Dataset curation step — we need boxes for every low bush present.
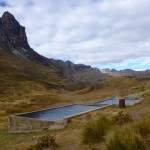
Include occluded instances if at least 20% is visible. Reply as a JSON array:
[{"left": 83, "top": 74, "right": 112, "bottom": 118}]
[
  {"left": 27, "top": 135, "right": 57, "bottom": 150},
  {"left": 82, "top": 116, "right": 112, "bottom": 144},
  {"left": 112, "top": 111, "right": 133, "bottom": 125},
  {"left": 105, "top": 124, "right": 145, "bottom": 150}
]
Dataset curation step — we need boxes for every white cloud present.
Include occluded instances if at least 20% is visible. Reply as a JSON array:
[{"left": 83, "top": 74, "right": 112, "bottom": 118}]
[{"left": 0, "top": 0, "right": 150, "bottom": 70}]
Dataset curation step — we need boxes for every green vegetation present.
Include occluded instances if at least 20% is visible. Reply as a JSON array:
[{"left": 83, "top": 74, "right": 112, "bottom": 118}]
[
  {"left": 82, "top": 112, "right": 133, "bottom": 145},
  {"left": 81, "top": 111, "right": 150, "bottom": 149},
  {"left": 82, "top": 116, "right": 112, "bottom": 144},
  {"left": 105, "top": 124, "right": 145, "bottom": 150}
]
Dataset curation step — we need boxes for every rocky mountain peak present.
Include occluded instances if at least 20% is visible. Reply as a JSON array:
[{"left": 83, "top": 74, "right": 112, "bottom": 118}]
[
  {"left": 0, "top": 11, "right": 30, "bottom": 50},
  {"left": 0, "top": 11, "right": 107, "bottom": 82},
  {"left": 2, "top": 11, "right": 16, "bottom": 23}
]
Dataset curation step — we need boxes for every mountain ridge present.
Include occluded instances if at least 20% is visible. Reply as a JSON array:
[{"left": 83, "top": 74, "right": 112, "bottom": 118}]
[
  {"left": 100, "top": 68, "right": 150, "bottom": 76},
  {"left": 0, "top": 11, "right": 107, "bottom": 82},
  {"left": 0, "top": 11, "right": 149, "bottom": 84}
]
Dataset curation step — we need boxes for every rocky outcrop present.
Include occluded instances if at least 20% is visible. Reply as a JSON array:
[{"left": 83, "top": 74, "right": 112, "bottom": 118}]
[
  {"left": 0, "top": 12, "right": 63, "bottom": 72},
  {"left": 0, "top": 11, "right": 30, "bottom": 50}
]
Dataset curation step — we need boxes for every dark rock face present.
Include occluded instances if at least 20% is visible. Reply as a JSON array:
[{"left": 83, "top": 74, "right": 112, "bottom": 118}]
[
  {"left": 0, "top": 12, "right": 30, "bottom": 50},
  {"left": 0, "top": 12, "right": 58, "bottom": 71}
]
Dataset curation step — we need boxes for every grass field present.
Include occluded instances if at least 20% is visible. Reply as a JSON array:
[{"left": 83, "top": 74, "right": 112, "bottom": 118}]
[{"left": 0, "top": 76, "right": 150, "bottom": 149}]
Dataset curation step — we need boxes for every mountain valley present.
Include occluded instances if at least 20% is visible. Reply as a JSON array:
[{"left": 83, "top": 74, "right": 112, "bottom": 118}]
[{"left": 0, "top": 11, "right": 149, "bottom": 150}]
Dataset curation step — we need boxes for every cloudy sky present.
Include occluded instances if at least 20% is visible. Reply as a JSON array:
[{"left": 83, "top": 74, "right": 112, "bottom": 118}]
[{"left": 0, "top": 0, "right": 150, "bottom": 70}]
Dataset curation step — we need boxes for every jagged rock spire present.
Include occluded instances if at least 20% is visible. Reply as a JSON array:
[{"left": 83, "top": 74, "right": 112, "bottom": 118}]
[{"left": 0, "top": 11, "right": 30, "bottom": 49}]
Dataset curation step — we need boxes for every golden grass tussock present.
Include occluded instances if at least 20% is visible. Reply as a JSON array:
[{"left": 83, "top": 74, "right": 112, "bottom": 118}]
[
  {"left": 81, "top": 111, "right": 150, "bottom": 150},
  {"left": 104, "top": 124, "right": 145, "bottom": 150},
  {"left": 82, "top": 116, "right": 112, "bottom": 144},
  {"left": 136, "top": 117, "right": 150, "bottom": 137}
]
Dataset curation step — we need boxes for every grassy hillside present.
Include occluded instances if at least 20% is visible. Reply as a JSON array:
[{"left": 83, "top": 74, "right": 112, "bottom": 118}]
[
  {"left": 0, "top": 51, "right": 150, "bottom": 150},
  {"left": 75, "top": 77, "right": 143, "bottom": 99},
  {"left": 0, "top": 52, "right": 76, "bottom": 115}
]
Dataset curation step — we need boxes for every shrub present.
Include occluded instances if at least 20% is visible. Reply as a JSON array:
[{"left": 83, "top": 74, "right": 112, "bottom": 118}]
[
  {"left": 112, "top": 111, "right": 133, "bottom": 125},
  {"left": 82, "top": 116, "right": 112, "bottom": 144},
  {"left": 27, "top": 135, "right": 57, "bottom": 150},
  {"left": 105, "top": 124, "right": 145, "bottom": 150},
  {"left": 37, "top": 135, "right": 57, "bottom": 149}
]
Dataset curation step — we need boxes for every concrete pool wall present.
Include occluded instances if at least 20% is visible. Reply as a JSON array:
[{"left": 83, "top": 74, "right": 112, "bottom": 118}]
[
  {"left": 8, "top": 115, "right": 68, "bottom": 132},
  {"left": 8, "top": 104, "right": 111, "bottom": 132}
]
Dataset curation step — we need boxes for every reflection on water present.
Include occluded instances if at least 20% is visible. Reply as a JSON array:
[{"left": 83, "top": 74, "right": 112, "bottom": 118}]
[
  {"left": 18, "top": 104, "right": 101, "bottom": 121},
  {"left": 96, "top": 99, "right": 136, "bottom": 105}
]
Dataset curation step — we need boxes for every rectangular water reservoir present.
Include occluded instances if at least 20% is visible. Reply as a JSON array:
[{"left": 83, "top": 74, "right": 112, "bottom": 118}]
[
  {"left": 9, "top": 98, "right": 140, "bottom": 132},
  {"left": 9, "top": 104, "right": 110, "bottom": 132}
]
